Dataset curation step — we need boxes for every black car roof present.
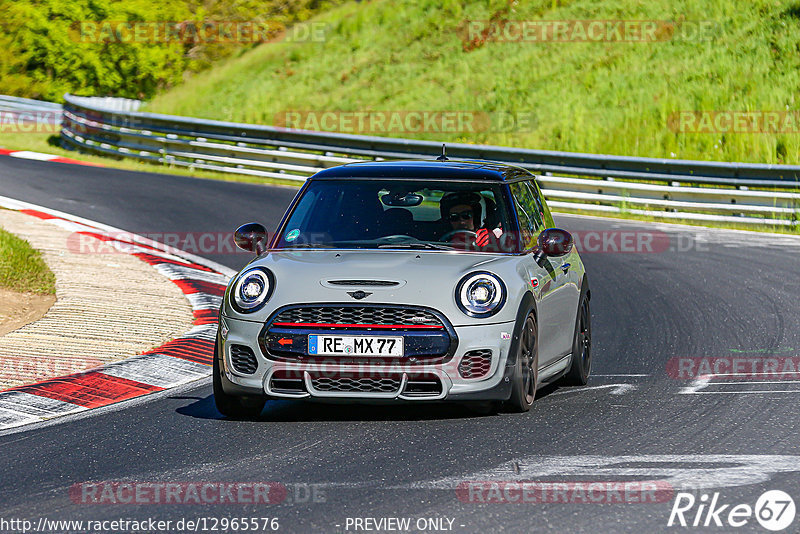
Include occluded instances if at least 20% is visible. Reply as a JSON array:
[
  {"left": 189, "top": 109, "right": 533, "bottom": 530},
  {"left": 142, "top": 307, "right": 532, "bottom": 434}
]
[{"left": 309, "top": 159, "right": 534, "bottom": 182}]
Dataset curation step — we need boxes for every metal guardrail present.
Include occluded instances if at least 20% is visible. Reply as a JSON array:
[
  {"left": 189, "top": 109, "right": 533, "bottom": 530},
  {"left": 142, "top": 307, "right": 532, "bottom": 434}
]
[
  {"left": 65, "top": 95, "right": 142, "bottom": 113},
  {"left": 11, "top": 93, "right": 797, "bottom": 227},
  {"left": 0, "top": 95, "right": 62, "bottom": 111},
  {"left": 0, "top": 95, "right": 63, "bottom": 124},
  {"left": 0, "top": 95, "right": 141, "bottom": 115}
]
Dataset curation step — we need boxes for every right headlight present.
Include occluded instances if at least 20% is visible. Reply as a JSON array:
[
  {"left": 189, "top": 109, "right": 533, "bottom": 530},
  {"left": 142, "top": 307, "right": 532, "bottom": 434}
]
[
  {"left": 456, "top": 271, "right": 506, "bottom": 318},
  {"left": 230, "top": 267, "right": 274, "bottom": 313}
]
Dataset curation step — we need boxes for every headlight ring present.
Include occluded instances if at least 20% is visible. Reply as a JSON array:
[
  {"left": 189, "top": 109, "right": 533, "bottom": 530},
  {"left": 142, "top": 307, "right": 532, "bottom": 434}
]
[
  {"left": 231, "top": 268, "right": 274, "bottom": 313},
  {"left": 456, "top": 271, "right": 506, "bottom": 318}
]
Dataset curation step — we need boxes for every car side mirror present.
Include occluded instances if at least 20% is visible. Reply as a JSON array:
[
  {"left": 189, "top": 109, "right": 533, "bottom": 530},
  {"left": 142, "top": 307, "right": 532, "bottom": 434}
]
[
  {"left": 234, "top": 222, "right": 269, "bottom": 255},
  {"left": 533, "top": 228, "right": 573, "bottom": 264}
]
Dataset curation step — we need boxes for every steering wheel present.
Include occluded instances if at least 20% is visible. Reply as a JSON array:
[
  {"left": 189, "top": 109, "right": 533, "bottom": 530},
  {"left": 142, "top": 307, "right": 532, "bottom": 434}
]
[{"left": 441, "top": 229, "right": 478, "bottom": 242}]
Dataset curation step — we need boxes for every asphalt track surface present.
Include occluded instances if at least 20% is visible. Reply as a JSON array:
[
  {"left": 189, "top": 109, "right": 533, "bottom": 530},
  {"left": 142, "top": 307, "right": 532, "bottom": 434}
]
[{"left": 1, "top": 155, "right": 800, "bottom": 533}]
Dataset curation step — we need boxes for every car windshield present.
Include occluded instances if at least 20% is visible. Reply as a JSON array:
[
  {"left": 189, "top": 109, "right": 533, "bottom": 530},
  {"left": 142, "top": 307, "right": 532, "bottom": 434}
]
[{"left": 274, "top": 179, "right": 520, "bottom": 253}]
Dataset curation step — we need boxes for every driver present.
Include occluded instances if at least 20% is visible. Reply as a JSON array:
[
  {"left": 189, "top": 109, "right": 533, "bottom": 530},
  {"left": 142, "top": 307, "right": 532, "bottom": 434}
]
[{"left": 439, "top": 192, "right": 497, "bottom": 248}]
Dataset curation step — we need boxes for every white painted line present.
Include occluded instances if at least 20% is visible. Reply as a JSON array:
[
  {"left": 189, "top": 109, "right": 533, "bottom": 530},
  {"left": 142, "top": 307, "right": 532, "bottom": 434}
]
[
  {"left": 678, "top": 375, "right": 711, "bottom": 394},
  {"left": 8, "top": 151, "right": 58, "bottom": 161},
  {"left": 405, "top": 454, "right": 800, "bottom": 492},
  {"left": 684, "top": 390, "right": 800, "bottom": 395},
  {"left": 552, "top": 384, "right": 637, "bottom": 396},
  {"left": 704, "top": 372, "right": 799, "bottom": 377},
  {"left": 593, "top": 374, "right": 650, "bottom": 377},
  {"left": 708, "top": 380, "right": 800, "bottom": 385},
  {"left": 679, "top": 372, "right": 800, "bottom": 395}
]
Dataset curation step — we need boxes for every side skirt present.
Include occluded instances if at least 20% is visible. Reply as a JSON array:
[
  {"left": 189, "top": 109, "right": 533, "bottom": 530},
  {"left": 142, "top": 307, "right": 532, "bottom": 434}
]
[{"left": 537, "top": 352, "right": 572, "bottom": 384}]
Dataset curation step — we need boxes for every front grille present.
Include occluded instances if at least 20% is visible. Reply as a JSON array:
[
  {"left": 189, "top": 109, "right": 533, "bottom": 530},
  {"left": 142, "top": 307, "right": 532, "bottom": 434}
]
[
  {"left": 271, "top": 306, "right": 442, "bottom": 328},
  {"left": 262, "top": 304, "right": 456, "bottom": 363},
  {"left": 309, "top": 372, "right": 402, "bottom": 393},
  {"left": 230, "top": 344, "right": 258, "bottom": 374},
  {"left": 458, "top": 349, "right": 493, "bottom": 379}
]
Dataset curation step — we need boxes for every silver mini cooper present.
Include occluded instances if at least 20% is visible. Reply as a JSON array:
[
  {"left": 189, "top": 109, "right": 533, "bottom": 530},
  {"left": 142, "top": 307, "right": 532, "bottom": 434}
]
[{"left": 214, "top": 159, "right": 591, "bottom": 417}]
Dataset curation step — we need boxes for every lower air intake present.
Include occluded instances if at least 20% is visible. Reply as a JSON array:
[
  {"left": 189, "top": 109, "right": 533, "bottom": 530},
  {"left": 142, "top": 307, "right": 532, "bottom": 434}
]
[
  {"left": 458, "top": 349, "right": 492, "bottom": 379},
  {"left": 403, "top": 373, "right": 443, "bottom": 397},
  {"left": 269, "top": 370, "right": 307, "bottom": 395},
  {"left": 309, "top": 373, "right": 402, "bottom": 394},
  {"left": 230, "top": 344, "right": 258, "bottom": 375}
]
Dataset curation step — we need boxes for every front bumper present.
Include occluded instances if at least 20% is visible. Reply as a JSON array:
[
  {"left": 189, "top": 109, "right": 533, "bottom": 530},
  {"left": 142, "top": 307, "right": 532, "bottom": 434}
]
[{"left": 218, "top": 313, "right": 516, "bottom": 402}]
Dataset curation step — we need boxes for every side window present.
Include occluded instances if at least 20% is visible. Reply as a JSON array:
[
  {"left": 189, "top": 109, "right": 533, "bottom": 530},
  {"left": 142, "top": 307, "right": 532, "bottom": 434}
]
[
  {"left": 528, "top": 179, "right": 554, "bottom": 228},
  {"left": 521, "top": 181, "right": 545, "bottom": 230},
  {"left": 510, "top": 182, "right": 537, "bottom": 249}
]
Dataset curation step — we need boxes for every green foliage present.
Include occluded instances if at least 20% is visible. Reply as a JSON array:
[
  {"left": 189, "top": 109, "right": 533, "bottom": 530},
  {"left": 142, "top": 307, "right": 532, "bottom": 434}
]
[
  {"left": 146, "top": 0, "right": 800, "bottom": 164},
  {"left": 0, "top": 0, "right": 343, "bottom": 100}
]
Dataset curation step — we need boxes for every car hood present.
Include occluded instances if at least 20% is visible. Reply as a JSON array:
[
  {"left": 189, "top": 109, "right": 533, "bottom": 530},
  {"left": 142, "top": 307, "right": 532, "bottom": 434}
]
[{"left": 222, "top": 249, "right": 527, "bottom": 326}]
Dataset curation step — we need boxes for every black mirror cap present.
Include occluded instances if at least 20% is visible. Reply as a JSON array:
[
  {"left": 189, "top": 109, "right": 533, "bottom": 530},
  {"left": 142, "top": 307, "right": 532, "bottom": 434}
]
[
  {"left": 537, "top": 228, "right": 574, "bottom": 258},
  {"left": 234, "top": 222, "right": 269, "bottom": 255}
]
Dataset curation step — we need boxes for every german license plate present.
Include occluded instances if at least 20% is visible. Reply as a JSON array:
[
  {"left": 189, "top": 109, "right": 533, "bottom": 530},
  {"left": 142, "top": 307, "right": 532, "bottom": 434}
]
[{"left": 307, "top": 335, "right": 403, "bottom": 357}]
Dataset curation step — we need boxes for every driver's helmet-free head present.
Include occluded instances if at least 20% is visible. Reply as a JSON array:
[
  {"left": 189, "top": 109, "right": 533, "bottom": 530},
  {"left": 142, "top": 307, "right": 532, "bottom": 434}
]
[{"left": 439, "top": 191, "right": 483, "bottom": 224}]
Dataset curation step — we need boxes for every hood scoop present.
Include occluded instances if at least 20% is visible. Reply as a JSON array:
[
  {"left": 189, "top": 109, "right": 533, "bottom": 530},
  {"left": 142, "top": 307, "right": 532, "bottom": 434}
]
[{"left": 326, "top": 279, "right": 401, "bottom": 287}]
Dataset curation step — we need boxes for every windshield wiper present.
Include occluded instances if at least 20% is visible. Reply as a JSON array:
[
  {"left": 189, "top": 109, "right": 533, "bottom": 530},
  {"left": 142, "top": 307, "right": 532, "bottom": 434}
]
[
  {"left": 284, "top": 243, "right": 334, "bottom": 249},
  {"left": 377, "top": 242, "right": 455, "bottom": 250}
]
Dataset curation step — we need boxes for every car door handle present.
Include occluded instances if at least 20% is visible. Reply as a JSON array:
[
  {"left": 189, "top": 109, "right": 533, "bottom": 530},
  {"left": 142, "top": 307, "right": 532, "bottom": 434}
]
[{"left": 560, "top": 263, "right": 571, "bottom": 274}]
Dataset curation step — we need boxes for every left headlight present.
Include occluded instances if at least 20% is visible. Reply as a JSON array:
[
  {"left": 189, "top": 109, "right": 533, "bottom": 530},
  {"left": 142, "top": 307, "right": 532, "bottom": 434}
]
[
  {"left": 231, "top": 267, "right": 274, "bottom": 313},
  {"left": 456, "top": 271, "right": 506, "bottom": 317}
]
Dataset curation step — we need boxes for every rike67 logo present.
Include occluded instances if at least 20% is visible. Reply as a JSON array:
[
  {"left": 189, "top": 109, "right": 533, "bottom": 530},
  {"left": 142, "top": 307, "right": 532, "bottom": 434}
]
[{"left": 668, "top": 490, "right": 796, "bottom": 531}]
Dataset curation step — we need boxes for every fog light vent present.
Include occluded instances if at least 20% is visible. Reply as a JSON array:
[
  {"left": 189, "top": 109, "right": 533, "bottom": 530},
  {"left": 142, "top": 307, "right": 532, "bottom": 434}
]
[
  {"left": 230, "top": 344, "right": 258, "bottom": 375},
  {"left": 458, "top": 349, "right": 492, "bottom": 379}
]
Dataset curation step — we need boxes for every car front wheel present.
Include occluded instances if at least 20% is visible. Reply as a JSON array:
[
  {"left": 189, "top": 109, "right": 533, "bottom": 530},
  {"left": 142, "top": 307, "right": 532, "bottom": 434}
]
[{"left": 505, "top": 313, "right": 538, "bottom": 412}]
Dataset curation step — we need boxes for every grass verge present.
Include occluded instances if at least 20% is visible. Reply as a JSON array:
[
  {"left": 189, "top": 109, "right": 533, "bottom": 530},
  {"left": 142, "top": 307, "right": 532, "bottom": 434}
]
[{"left": 0, "top": 225, "right": 56, "bottom": 294}]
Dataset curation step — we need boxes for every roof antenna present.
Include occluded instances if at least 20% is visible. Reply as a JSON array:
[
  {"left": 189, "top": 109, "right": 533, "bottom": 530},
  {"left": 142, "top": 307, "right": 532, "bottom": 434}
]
[{"left": 436, "top": 143, "right": 449, "bottom": 161}]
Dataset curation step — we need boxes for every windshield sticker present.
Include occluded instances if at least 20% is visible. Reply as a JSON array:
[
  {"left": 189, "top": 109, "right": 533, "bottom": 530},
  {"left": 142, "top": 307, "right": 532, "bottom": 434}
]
[{"left": 285, "top": 229, "right": 300, "bottom": 242}]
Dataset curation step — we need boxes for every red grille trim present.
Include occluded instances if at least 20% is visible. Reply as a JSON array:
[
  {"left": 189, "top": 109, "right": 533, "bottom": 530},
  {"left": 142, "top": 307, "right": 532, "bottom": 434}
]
[{"left": 271, "top": 322, "right": 443, "bottom": 330}]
